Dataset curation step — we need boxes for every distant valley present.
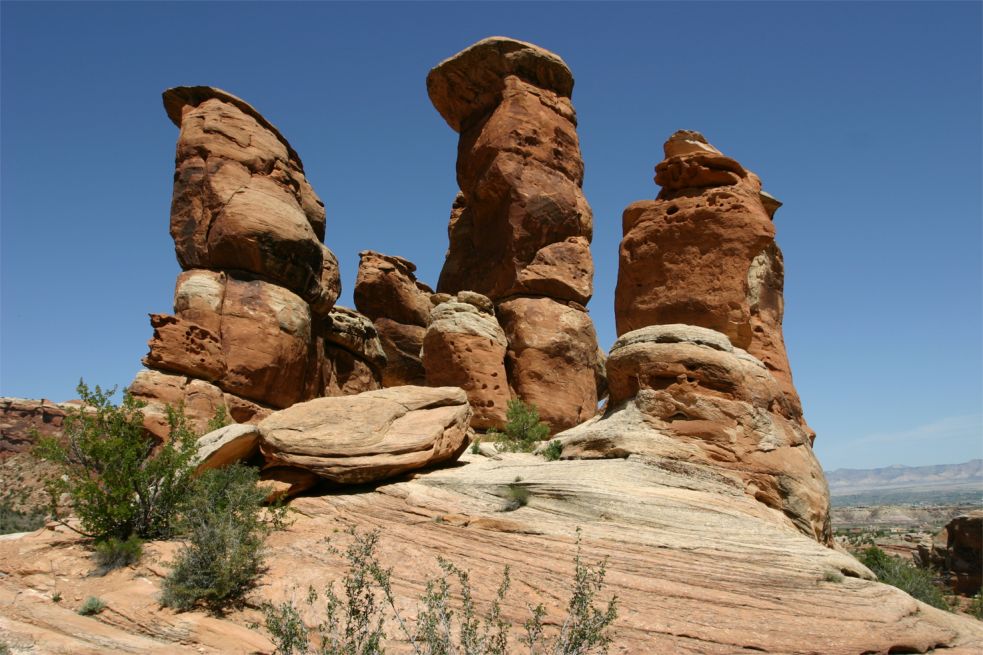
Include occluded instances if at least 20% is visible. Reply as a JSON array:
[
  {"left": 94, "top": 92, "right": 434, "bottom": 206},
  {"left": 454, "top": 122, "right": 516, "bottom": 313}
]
[{"left": 827, "top": 459, "right": 983, "bottom": 507}]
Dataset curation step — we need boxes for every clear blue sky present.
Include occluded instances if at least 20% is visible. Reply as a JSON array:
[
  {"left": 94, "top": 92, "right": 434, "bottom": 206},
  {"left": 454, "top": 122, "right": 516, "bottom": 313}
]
[{"left": 2, "top": 1, "right": 980, "bottom": 471}]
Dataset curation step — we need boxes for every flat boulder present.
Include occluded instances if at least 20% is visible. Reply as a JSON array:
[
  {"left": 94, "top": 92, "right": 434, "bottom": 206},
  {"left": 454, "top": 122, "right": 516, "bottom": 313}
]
[{"left": 258, "top": 386, "right": 472, "bottom": 484}]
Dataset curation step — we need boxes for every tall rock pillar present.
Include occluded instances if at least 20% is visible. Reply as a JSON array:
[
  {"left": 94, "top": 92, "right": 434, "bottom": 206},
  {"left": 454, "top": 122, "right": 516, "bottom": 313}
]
[
  {"left": 132, "top": 86, "right": 384, "bottom": 439},
  {"left": 427, "top": 37, "right": 603, "bottom": 432}
]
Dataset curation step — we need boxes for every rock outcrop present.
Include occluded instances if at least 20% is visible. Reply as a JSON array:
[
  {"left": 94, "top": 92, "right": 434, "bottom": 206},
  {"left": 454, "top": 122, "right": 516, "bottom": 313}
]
[
  {"left": 615, "top": 130, "right": 804, "bottom": 419},
  {"left": 557, "top": 325, "right": 831, "bottom": 543},
  {"left": 258, "top": 386, "right": 472, "bottom": 484},
  {"left": 945, "top": 511, "right": 983, "bottom": 594},
  {"left": 1, "top": 398, "right": 76, "bottom": 458},
  {"left": 428, "top": 38, "right": 602, "bottom": 433},
  {"left": 4, "top": 450, "right": 982, "bottom": 654},
  {"left": 354, "top": 251, "right": 434, "bottom": 387},
  {"left": 600, "top": 131, "right": 830, "bottom": 543},
  {"left": 422, "top": 293, "right": 509, "bottom": 430},
  {"left": 132, "top": 86, "right": 378, "bottom": 439}
]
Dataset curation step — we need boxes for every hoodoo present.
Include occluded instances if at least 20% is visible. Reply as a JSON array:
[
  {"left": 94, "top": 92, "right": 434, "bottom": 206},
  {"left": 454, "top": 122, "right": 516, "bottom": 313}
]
[{"left": 427, "top": 37, "right": 604, "bottom": 432}]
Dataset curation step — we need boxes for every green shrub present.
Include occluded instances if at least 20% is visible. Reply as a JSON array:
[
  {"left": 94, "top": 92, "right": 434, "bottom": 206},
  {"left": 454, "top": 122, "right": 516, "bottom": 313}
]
[
  {"left": 0, "top": 499, "right": 47, "bottom": 535},
  {"left": 206, "top": 405, "right": 231, "bottom": 433},
  {"left": 470, "top": 436, "right": 482, "bottom": 455},
  {"left": 859, "top": 546, "right": 949, "bottom": 610},
  {"left": 543, "top": 439, "right": 563, "bottom": 462},
  {"left": 265, "top": 527, "right": 618, "bottom": 654},
  {"left": 968, "top": 592, "right": 983, "bottom": 620},
  {"left": 821, "top": 570, "right": 844, "bottom": 583},
  {"left": 78, "top": 596, "right": 106, "bottom": 616},
  {"left": 161, "top": 464, "right": 279, "bottom": 612},
  {"left": 490, "top": 399, "right": 550, "bottom": 453},
  {"left": 94, "top": 535, "right": 143, "bottom": 572},
  {"left": 34, "top": 380, "right": 198, "bottom": 542},
  {"left": 502, "top": 484, "right": 530, "bottom": 512}
]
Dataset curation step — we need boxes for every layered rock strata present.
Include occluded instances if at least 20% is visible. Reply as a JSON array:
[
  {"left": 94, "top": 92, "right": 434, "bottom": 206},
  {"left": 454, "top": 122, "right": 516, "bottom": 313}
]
[
  {"left": 354, "top": 251, "right": 434, "bottom": 387},
  {"left": 428, "top": 37, "right": 602, "bottom": 432},
  {"left": 616, "top": 130, "right": 803, "bottom": 418},
  {"left": 422, "top": 293, "right": 510, "bottom": 430},
  {"left": 556, "top": 325, "right": 830, "bottom": 543},
  {"left": 258, "top": 386, "right": 472, "bottom": 484},
  {"left": 133, "top": 86, "right": 369, "bottom": 439}
]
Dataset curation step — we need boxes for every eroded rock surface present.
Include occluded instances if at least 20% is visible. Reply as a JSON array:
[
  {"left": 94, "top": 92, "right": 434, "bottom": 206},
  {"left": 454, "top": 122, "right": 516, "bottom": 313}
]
[
  {"left": 354, "top": 251, "right": 434, "bottom": 387},
  {"left": 616, "top": 130, "right": 802, "bottom": 414},
  {"left": 422, "top": 294, "right": 509, "bottom": 430},
  {"left": 428, "top": 38, "right": 602, "bottom": 431},
  {"left": 557, "top": 325, "right": 831, "bottom": 543},
  {"left": 132, "top": 87, "right": 364, "bottom": 439},
  {"left": 259, "top": 385, "right": 472, "bottom": 484},
  {"left": 2, "top": 451, "right": 981, "bottom": 654}
]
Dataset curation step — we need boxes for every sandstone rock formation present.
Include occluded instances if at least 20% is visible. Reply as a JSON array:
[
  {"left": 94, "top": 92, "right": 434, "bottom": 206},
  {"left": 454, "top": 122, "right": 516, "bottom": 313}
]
[
  {"left": 258, "top": 386, "right": 472, "bottom": 484},
  {"left": 422, "top": 293, "right": 509, "bottom": 429},
  {"left": 557, "top": 325, "right": 830, "bottom": 543},
  {"left": 3, "top": 450, "right": 982, "bottom": 654},
  {"left": 428, "top": 37, "right": 602, "bottom": 432},
  {"left": 602, "top": 131, "right": 829, "bottom": 543},
  {"left": 945, "top": 511, "right": 982, "bottom": 594},
  {"left": 1, "top": 398, "right": 75, "bottom": 458},
  {"left": 615, "top": 130, "right": 804, "bottom": 418},
  {"left": 353, "top": 250, "right": 434, "bottom": 387},
  {"left": 132, "top": 86, "right": 379, "bottom": 439}
]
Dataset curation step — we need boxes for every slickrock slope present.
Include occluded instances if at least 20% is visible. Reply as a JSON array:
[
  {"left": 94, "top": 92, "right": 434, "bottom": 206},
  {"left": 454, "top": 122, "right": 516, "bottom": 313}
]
[
  {"left": 353, "top": 251, "right": 435, "bottom": 387},
  {"left": 615, "top": 130, "right": 804, "bottom": 419},
  {"left": 131, "top": 87, "right": 379, "bottom": 439},
  {"left": 3, "top": 452, "right": 982, "bottom": 654},
  {"left": 428, "top": 37, "right": 602, "bottom": 432}
]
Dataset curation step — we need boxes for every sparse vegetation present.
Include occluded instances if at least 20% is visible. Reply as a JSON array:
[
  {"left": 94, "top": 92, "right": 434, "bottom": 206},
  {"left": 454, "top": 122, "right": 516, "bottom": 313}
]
[
  {"left": 858, "top": 546, "right": 949, "bottom": 610},
  {"left": 0, "top": 638, "right": 10, "bottom": 654},
  {"left": 489, "top": 399, "right": 550, "bottom": 453},
  {"left": 264, "top": 527, "right": 618, "bottom": 655},
  {"left": 161, "top": 464, "right": 282, "bottom": 612},
  {"left": 0, "top": 498, "right": 47, "bottom": 535},
  {"left": 34, "top": 380, "right": 199, "bottom": 543},
  {"left": 969, "top": 592, "right": 983, "bottom": 620},
  {"left": 52, "top": 590, "right": 62, "bottom": 603},
  {"left": 206, "top": 405, "right": 231, "bottom": 433},
  {"left": 93, "top": 535, "right": 143, "bottom": 572},
  {"left": 543, "top": 439, "right": 563, "bottom": 462},
  {"left": 821, "top": 570, "right": 844, "bottom": 583},
  {"left": 78, "top": 596, "right": 107, "bottom": 616},
  {"left": 470, "top": 436, "right": 482, "bottom": 455},
  {"left": 502, "top": 484, "right": 530, "bottom": 512}
]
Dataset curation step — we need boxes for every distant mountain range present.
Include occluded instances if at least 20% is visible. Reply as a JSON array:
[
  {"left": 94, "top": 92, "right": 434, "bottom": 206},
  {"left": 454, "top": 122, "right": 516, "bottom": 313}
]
[{"left": 826, "top": 459, "right": 983, "bottom": 498}]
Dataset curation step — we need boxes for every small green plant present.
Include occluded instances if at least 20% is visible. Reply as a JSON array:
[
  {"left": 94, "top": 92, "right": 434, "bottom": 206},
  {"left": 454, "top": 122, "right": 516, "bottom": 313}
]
[
  {"left": 265, "top": 527, "right": 618, "bottom": 654},
  {"left": 968, "top": 592, "right": 983, "bottom": 620},
  {"left": 206, "top": 405, "right": 231, "bottom": 433},
  {"left": 52, "top": 590, "right": 63, "bottom": 603},
  {"left": 543, "top": 439, "right": 563, "bottom": 462},
  {"left": 94, "top": 535, "right": 143, "bottom": 572},
  {"left": 0, "top": 639, "right": 10, "bottom": 654},
  {"left": 161, "top": 464, "right": 282, "bottom": 612},
  {"left": 489, "top": 399, "right": 550, "bottom": 453},
  {"left": 78, "top": 596, "right": 107, "bottom": 616},
  {"left": 34, "top": 380, "right": 199, "bottom": 543},
  {"left": 859, "top": 546, "right": 949, "bottom": 610},
  {"left": 821, "top": 570, "right": 844, "bottom": 583},
  {"left": 502, "top": 484, "right": 530, "bottom": 512},
  {"left": 470, "top": 436, "right": 482, "bottom": 455}
]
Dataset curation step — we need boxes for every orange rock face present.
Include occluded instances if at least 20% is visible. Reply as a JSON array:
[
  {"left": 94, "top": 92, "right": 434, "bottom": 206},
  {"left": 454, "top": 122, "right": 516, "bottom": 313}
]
[
  {"left": 132, "top": 87, "right": 377, "bottom": 440},
  {"left": 422, "top": 294, "right": 510, "bottom": 430},
  {"left": 354, "top": 251, "right": 434, "bottom": 386},
  {"left": 428, "top": 38, "right": 602, "bottom": 431},
  {"left": 615, "top": 130, "right": 800, "bottom": 411}
]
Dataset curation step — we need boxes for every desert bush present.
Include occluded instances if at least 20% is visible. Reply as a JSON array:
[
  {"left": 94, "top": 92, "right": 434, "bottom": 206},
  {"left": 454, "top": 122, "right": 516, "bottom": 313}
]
[
  {"left": 264, "top": 527, "right": 618, "bottom": 654},
  {"left": 206, "top": 405, "right": 231, "bottom": 433},
  {"left": 78, "top": 596, "right": 106, "bottom": 616},
  {"left": 859, "top": 546, "right": 949, "bottom": 610},
  {"left": 0, "top": 499, "right": 47, "bottom": 535},
  {"left": 34, "top": 380, "right": 198, "bottom": 543},
  {"left": 502, "top": 484, "right": 530, "bottom": 512},
  {"left": 93, "top": 534, "right": 143, "bottom": 572},
  {"left": 543, "top": 440, "right": 563, "bottom": 462},
  {"left": 161, "top": 463, "right": 281, "bottom": 612},
  {"left": 968, "top": 592, "right": 983, "bottom": 620},
  {"left": 470, "top": 436, "right": 482, "bottom": 455},
  {"left": 489, "top": 399, "right": 550, "bottom": 453}
]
